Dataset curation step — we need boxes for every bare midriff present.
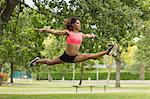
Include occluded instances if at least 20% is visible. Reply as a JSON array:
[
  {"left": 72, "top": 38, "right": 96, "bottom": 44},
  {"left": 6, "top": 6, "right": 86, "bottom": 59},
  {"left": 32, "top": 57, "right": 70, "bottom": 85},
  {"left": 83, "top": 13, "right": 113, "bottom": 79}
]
[{"left": 65, "top": 44, "right": 80, "bottom": 56}]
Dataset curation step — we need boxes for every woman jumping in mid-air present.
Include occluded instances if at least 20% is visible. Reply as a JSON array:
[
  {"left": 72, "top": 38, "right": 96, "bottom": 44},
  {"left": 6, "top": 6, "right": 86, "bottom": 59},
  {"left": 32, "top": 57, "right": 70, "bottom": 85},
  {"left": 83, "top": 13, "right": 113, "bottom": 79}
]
[{"left": 30, "top": 17, "right": 116, "bottom": 66}]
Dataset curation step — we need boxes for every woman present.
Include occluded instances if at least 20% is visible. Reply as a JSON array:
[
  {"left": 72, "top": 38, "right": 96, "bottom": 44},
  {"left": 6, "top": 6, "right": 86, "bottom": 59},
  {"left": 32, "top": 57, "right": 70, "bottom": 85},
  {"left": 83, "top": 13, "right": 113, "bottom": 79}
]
[{"left": 30, "top": 17, "right": 115, "bottom": 66}]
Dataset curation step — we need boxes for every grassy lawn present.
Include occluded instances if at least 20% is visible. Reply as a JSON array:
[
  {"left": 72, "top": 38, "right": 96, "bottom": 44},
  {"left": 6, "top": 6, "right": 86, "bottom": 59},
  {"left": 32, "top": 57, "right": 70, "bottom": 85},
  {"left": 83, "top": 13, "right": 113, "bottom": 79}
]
[
  {"left": 1, "top": 79, "right": 150, "bottom": 94},
  {"left": 0, "top": 93, "right": 150, "bottom": 99},
  {"left": 0, "top": 79, "right": 150, "bottom": 99}
]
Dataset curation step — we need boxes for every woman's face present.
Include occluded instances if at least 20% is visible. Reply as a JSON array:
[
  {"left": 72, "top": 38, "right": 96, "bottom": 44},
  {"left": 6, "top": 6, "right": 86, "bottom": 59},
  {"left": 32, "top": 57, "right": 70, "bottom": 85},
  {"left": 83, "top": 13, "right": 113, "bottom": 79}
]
[{"left": 73, "top": 20, "right": 81, "bottom": 31}]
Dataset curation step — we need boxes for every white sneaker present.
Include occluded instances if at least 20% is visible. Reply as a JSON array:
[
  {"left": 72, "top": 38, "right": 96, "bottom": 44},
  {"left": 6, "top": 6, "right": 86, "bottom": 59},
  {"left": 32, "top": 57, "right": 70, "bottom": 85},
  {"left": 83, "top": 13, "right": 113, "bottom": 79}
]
[
  {"left": 106, "top": 45, "right": 114, "bottom": 55},
  {"left": 109, "top": 44, "right": 118, "bottom": 56},
  {"left": 30, "top": 57, "right": 40, "bottom": 67}
]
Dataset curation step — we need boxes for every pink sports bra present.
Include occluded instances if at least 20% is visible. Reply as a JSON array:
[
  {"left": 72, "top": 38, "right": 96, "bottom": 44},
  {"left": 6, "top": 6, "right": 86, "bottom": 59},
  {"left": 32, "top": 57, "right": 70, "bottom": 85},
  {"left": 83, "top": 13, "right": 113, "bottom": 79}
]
[{"left": 66, "top": 31, "right": 83, "bottom": 45}]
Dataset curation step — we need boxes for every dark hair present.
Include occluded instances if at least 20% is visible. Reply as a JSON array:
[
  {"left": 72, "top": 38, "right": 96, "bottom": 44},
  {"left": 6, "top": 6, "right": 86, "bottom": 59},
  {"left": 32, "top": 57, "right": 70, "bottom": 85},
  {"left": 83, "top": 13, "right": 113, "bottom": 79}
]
[{"left": 64, "top": 17, "right": 78, "bottom": 31}]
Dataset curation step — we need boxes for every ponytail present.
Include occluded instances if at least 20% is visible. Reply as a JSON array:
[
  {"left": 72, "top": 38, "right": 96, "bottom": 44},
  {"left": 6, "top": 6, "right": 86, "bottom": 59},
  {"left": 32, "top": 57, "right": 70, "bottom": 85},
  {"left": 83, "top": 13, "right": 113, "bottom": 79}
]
[{"left": 64, "top": 17, "right": 78, "bottom": 31}]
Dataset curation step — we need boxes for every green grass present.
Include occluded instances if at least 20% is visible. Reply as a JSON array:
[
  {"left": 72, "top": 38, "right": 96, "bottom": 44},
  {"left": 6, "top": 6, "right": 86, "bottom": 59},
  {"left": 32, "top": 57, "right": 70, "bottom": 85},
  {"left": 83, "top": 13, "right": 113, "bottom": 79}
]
[
  {"left": 1, "top": 79, "right": 150, "bottom": 99},
  {"left": 0, "top": 93, "right": 150, "bottom": 99}
]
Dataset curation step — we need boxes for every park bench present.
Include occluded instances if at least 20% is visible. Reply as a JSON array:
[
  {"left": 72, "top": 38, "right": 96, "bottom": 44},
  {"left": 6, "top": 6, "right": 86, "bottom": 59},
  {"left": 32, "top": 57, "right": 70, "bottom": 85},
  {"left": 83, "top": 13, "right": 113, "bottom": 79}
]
[{"left": 72, "top": 84, "right": 108, "bottom": 94}]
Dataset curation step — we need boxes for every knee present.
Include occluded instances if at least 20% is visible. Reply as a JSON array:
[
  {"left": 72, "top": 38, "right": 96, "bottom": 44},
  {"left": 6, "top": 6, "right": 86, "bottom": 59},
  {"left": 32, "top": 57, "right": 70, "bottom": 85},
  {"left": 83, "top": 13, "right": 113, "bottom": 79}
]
[{"left": 46, "top": 61, "right": 53, "bottom": 65}]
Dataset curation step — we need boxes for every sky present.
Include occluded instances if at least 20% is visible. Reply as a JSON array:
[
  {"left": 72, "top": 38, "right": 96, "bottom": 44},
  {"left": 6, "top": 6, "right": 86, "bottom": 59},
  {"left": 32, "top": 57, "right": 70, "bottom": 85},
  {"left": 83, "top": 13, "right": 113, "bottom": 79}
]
[
  {"left": 25, "top": 0, "right": 35, "bottom": 7},
  {"left": 25, "top": 0, "right": 70, "bottom": 8}
]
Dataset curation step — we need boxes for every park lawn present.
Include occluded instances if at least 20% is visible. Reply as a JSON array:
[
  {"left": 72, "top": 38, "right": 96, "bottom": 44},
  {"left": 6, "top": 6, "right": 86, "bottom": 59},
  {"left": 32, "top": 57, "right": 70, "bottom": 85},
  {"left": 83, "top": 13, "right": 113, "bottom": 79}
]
[{"left": 0, "top": 93, "right": 150, "bottom": 99}]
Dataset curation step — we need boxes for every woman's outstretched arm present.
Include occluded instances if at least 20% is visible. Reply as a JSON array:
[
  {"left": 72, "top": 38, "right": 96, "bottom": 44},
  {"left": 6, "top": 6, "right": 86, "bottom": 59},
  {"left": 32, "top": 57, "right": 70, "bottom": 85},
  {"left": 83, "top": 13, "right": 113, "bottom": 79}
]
[{"left": 34, "top": 28, "right": 69, "bottom": 36}]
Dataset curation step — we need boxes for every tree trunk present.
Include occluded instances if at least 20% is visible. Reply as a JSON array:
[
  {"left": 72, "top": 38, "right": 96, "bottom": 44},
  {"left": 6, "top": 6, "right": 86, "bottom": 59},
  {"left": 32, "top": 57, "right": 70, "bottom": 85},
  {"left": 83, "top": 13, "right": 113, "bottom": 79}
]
[
  {"left": 0, "top": 0, "right": 18, "bottom": 33},
  {"left": 61, "top": 64, "right": 65, "bottom": 81},
  {"left": 139, "top": 65, "right": 145, "bottom": 80},
  {"left": 0, "top": 64, "right": 2, "bottom": 85},
  {"left": 36, "top": 71, "right": 40, "bottom": 80},
  {"left": 35, "top": 68, "right": 40, "bottom": 80},
  {"left": 1, "top": 0, "right": 18, "bottom": 22},
  {"left": 79, "top": 63, "right": 83, "bottom": 85},
  {"left": 0, "top": 17, "right": 2, "bottom": 33},
  {"left": 0, "top": 64, "right": 2, "bottom": 73},
  {"left": 10, "top": 63, "right": 14, "bottom": 83},
  {"left": 114, "top": 46, "right": 121, "bottom": 88},
  {"left": 106, "top": 65, "right": 111, "bottom": 84},
  {"left": 72, "top": 64, "right": 76, "bottom": 81},
  {"left": 48, "top": 72, "right": 52, "bottom": 82}
]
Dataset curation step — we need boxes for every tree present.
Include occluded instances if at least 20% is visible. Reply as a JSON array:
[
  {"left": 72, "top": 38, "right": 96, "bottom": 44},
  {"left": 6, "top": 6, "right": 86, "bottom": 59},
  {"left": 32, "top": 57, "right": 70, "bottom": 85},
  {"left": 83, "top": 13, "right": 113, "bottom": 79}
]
[
  {"left": 121, "top": 45, "right": 138, "bottom": 68},
  {"left": 0, "top": 7, "right": 48, "bottom": 82},
  {"left": 41, "top": 0, "right": 145, "bottom": 87},
  {"left": 103, "top": 55, "right": 115, "bottom": 84},
  {"left": 1, "top": 0, "right": 148, "bottom": 86},
  {"left": 133, "top": 21, "right": 150, "bottom": 80},
  {"left": 62, "top": 0, "right": 143, "bottom": 87},
  {"left": 0, "top": 0, "right": 50, "bottom": 33},
  {"left": 41, "top": 34, "right": 66, "bottom": 81},
  {"left": 129, "top": 0, "right": 150, "bottom": 80}
]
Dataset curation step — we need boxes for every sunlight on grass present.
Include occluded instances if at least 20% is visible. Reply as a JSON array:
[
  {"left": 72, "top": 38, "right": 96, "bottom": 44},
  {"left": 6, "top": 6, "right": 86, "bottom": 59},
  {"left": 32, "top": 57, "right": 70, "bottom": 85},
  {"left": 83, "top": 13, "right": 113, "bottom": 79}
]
[
  {"left": 0, "top": 79, "right": 150, "bottom": 94},
  {"left": 0, "top": 93, "right": 150, "bottom": 99}
]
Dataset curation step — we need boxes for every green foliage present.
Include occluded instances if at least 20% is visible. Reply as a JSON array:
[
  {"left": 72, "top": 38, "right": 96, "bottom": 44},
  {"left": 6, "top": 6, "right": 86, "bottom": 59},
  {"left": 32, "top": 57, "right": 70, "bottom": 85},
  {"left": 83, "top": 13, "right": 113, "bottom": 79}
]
[
  {"left": 121, "top": 0, "right": 150, "bottom": 73},
  {"left": 0, "top": 8, "right": 48, "bottom": 71},
  {"left": 45, "top": 0, "right": 144, "bottom": 54},
  {"left": 121, "top": 46, "right": 138, "bottom": 66},
  {"left": 0, "top": 0, "right": 5, "bottom": 7},
  {"left": 1, "top": 0, "right": 149, "bottom": 76},
  {"left": 133, "top": 25, "right": 150, "bottom": 70},
  {"left": 41, "top": 34, "right": 65, "bottom": 58},
  {"left": 36, "top": 71, "right": 150, "bottom": 80}
]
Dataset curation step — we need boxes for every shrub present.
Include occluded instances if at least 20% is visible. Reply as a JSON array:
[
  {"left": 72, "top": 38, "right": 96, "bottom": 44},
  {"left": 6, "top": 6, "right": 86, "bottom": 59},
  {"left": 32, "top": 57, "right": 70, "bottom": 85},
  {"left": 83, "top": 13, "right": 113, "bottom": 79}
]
[
  {"left": 37, "top": 72, "right": 150, "bottom": 80},
  {"left": 0, "top": 73, "right": 8, "bottom": 81}
]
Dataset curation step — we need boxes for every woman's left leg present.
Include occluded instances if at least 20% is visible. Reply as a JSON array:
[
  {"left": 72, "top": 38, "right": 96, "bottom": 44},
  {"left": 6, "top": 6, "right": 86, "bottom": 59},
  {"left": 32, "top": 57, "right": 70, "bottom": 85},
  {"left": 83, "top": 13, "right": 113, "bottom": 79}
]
[{"left": 73, "top": 50, "right": 107, "bottom": 63}]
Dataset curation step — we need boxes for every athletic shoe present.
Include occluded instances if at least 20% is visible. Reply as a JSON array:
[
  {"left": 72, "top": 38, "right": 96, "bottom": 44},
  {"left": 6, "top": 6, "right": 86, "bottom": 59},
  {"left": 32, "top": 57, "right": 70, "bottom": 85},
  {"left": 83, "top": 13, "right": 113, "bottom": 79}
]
[
  {"left": 108, "top": 44, "right": 118, "bottom": 56},
  {"left": 30, "top": 57, "right": 40, "bottom": 67},
  {"left": 106, "top": 45, "right": 114, "bottom": 55}
]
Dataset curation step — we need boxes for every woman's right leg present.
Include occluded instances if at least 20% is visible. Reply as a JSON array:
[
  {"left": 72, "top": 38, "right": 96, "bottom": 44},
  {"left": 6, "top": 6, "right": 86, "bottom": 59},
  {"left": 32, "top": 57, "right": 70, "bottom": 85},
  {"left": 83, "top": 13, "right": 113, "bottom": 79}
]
[
  {"left": 73, "top": 45, "right": 116, "bottom": 63},
  {"left": 73, "top": 50, "right": 108, "bottom": 63},
  {"left": 36, "top": 57, "right": 64, "bottom": 65}
]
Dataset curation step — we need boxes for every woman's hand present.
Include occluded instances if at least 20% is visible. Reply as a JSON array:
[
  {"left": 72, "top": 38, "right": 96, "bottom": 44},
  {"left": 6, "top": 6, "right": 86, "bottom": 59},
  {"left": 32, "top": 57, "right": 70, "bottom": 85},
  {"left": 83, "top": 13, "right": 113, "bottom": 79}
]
[{"left": 90, "top": 33, "right": 97, "bottom": 38}]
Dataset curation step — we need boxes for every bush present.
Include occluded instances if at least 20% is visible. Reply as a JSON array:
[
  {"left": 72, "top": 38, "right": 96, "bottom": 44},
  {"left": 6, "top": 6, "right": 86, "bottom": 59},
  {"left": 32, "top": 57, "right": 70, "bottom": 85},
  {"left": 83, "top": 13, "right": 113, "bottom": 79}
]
[
  {"left": 36, "top": 72, "right": 150, "bottom": 80},
  {"left": 0, "top": 73, "right": 8, "bottom": 85},
  {"left": 0, "top": 73, "right": 8, "bottom": 81}
]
